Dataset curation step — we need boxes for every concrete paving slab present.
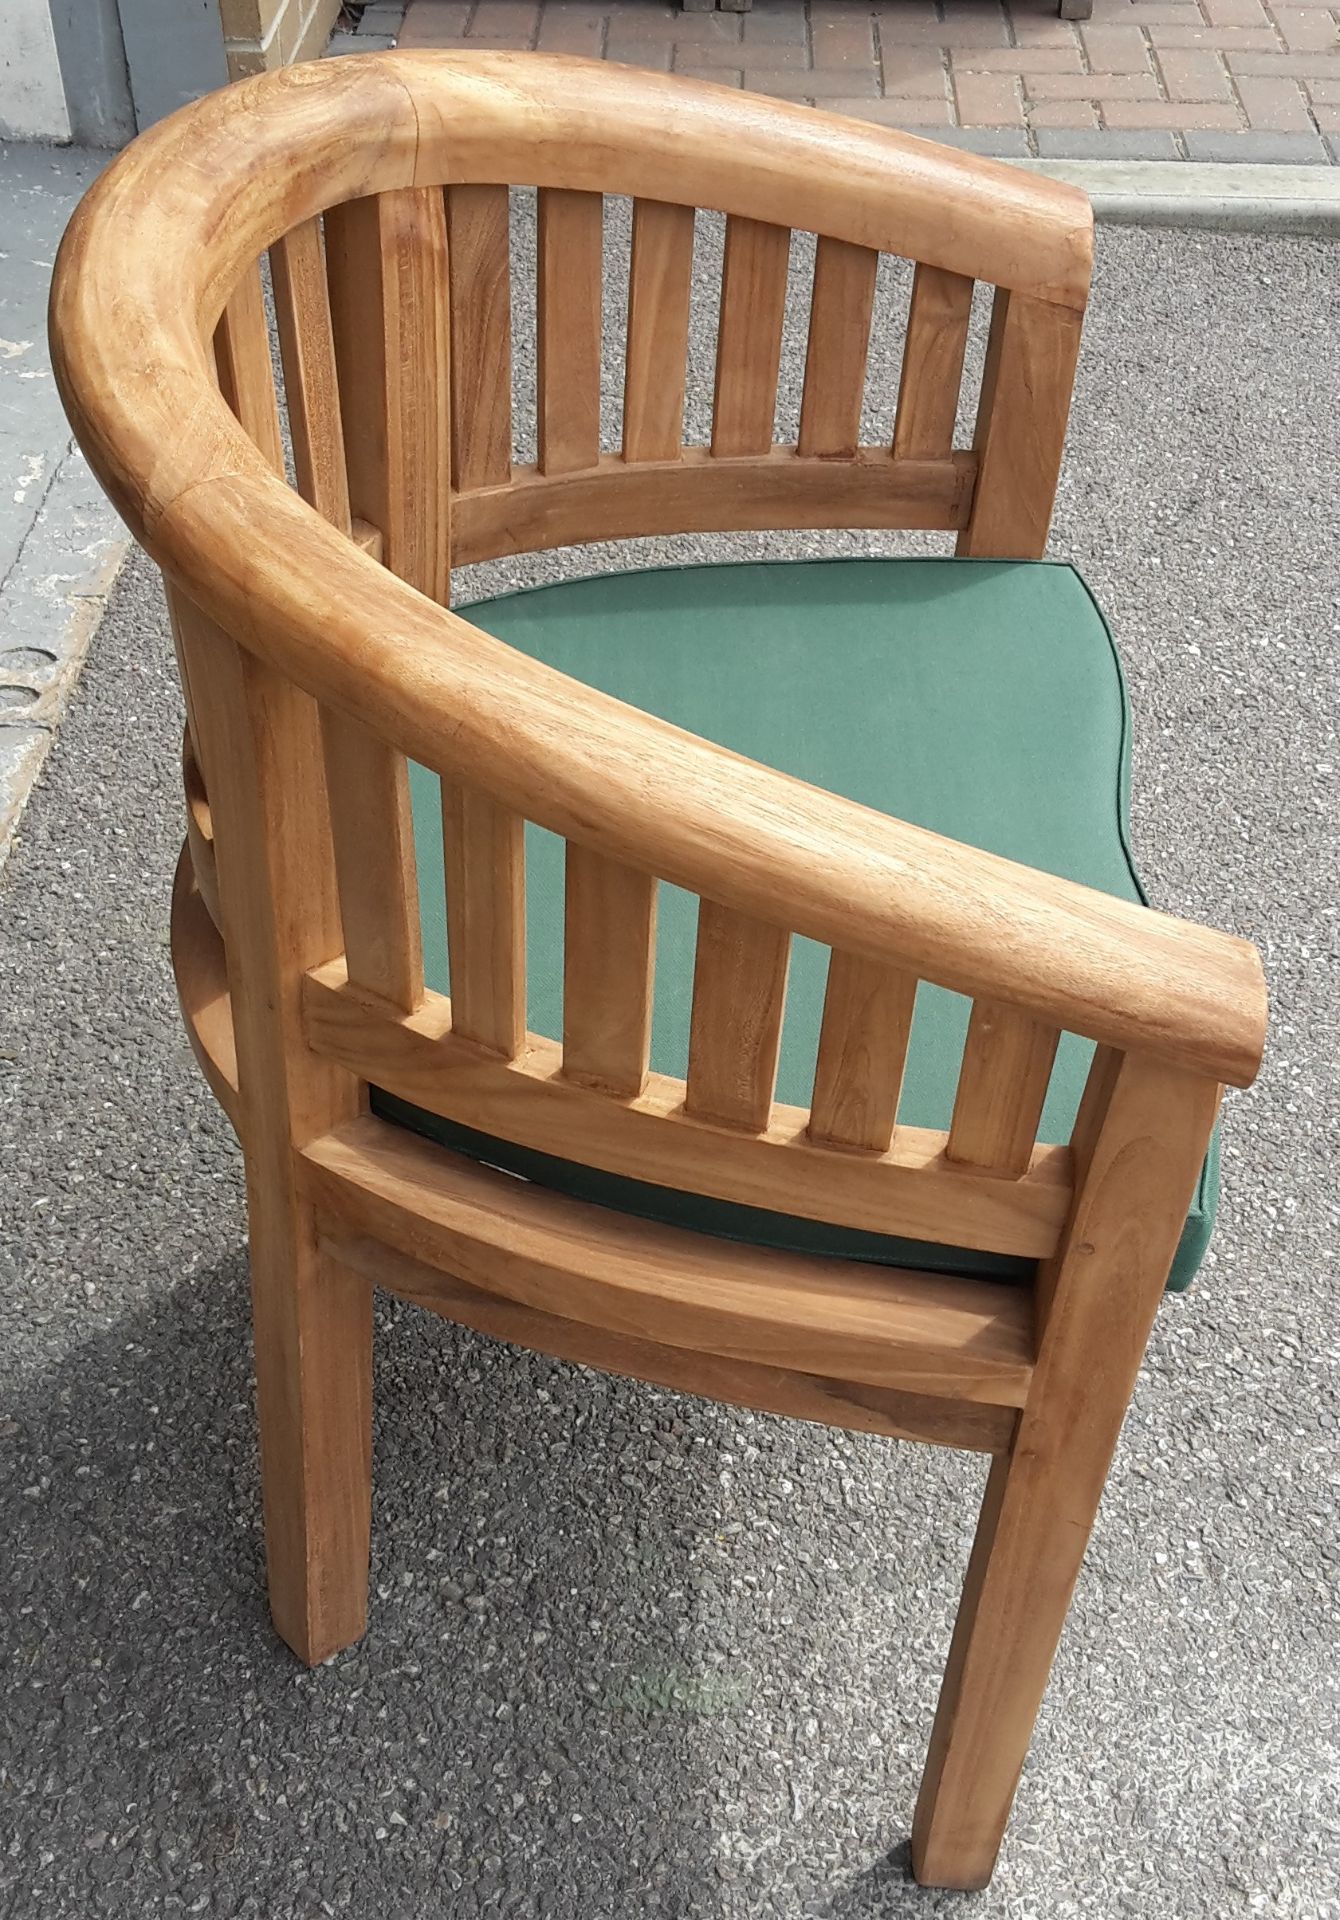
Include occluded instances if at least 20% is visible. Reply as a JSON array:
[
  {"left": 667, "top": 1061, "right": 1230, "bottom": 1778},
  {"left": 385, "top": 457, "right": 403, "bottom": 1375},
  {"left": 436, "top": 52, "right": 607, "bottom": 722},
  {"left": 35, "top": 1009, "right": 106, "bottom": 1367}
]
[{"left": 0, "top": 143, "right": 128, "bottom": 876}]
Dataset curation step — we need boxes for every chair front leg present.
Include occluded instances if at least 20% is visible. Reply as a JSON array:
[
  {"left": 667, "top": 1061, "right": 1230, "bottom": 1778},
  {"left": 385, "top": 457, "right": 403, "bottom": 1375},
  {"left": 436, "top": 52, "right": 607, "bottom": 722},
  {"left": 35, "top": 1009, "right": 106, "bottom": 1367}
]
[
  {"left": 913, "top": 1050, "right": 1222, "bottom": 1888},
  {"left": 911, "top": 1423, "right": 1108, "bottom": 1887},
  {"left": 248, "top": 1169, "right": 373, "bottom": 1666}
]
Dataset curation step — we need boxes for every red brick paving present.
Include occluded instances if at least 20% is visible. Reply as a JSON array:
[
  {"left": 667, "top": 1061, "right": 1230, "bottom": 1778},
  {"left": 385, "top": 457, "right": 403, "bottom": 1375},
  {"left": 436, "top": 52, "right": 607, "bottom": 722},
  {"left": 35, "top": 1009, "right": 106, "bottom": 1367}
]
[{"left": 390, "top": 0, "right": 1340, "bottom": 159}]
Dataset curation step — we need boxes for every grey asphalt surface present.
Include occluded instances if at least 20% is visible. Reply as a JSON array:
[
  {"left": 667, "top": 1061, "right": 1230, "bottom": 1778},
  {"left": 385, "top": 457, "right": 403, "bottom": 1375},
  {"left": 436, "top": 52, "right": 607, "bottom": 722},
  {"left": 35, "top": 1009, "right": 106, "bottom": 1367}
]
[{"left": 2, "top": 221, "right": 1339, "bottom": 1919}]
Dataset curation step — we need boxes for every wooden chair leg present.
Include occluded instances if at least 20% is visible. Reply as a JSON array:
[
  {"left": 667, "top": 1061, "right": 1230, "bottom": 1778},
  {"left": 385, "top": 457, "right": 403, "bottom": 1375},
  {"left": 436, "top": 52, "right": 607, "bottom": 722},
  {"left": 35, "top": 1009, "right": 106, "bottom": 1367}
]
[
  {"left": 910, "top": 1433, "right": 1100, "bottom": 1888},
  {"left": 911, "top": 1055, "right": 1222, "bottom": 1888},
  {"left": 249, "top": 1183, "right": 373, "bottom": 1666}
]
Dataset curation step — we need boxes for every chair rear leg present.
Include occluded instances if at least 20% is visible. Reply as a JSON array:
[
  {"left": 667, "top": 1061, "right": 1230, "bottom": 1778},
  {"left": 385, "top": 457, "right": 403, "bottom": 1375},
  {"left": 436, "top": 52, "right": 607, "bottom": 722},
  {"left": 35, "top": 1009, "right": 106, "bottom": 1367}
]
[{"left": 249, "top": 1180, "right": 373, "bottom": 1666}]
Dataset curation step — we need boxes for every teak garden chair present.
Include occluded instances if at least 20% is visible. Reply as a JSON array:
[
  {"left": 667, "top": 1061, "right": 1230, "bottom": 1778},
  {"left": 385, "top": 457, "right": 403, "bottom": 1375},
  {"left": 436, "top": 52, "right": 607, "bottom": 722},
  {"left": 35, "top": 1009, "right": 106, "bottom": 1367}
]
[{"left": 51, "top": 53, "right": 1267, "bottom": 1888}]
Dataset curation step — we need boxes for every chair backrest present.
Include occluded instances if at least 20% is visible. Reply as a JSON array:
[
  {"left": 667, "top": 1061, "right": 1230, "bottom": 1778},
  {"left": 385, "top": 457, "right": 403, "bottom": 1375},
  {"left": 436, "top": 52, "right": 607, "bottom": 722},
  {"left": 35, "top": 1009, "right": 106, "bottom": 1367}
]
[{"left": 51, "top": 54, "right": 1265, "bottom": 1293}]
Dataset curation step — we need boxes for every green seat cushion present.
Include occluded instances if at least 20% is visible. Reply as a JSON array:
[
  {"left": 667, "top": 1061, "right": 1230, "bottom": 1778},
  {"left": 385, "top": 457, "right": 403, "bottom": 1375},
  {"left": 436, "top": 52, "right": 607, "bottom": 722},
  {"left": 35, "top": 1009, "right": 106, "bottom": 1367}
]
[{"left": 377, "top": 558, "right": 1215, "bottom": 1292}]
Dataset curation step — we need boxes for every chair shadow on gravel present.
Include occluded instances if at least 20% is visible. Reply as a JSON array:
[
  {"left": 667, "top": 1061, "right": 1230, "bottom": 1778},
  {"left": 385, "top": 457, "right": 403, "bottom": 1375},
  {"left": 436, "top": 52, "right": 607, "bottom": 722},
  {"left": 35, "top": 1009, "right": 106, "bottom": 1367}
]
[{"left": 1, "top": 1248, "right": 747, "bottom": 1915}]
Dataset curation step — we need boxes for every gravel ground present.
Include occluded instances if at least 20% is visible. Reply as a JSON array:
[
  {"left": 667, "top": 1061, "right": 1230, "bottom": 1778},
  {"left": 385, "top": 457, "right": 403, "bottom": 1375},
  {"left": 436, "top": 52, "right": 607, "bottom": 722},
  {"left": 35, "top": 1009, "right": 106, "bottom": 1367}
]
[{"left": 2, "top": 222, "right": 1338, "bottom": 1920}]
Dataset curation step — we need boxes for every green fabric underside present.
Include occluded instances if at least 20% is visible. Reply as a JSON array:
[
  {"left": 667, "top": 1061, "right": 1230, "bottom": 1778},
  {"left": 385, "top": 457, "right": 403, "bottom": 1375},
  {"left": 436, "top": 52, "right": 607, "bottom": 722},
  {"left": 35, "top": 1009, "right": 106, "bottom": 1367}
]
[{"left": 378, "top": 558, "right": 1214, "bottom": 1292}]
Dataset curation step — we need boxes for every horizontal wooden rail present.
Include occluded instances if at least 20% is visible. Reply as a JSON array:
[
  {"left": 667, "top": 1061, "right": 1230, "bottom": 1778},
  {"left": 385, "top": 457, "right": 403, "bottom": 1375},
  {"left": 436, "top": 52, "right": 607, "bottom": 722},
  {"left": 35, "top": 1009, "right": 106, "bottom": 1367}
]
[
  {"left": 327, "top": 1228, "right": 1018, "bottom": 1452},
  {"left": 302, "top": 962, "right": 1072, "bottom": 1258},
  {"left": 449, "top": 447, "right": 974, "bottom": 561},
  {"left": 302, "top": 1115, "right": 1038, "bottom": 1407}
]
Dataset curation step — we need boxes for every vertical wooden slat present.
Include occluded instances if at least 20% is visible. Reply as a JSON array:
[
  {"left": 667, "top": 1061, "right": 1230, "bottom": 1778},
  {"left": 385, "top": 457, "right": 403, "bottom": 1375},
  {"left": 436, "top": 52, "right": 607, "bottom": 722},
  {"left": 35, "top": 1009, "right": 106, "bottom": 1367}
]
[
  {"left": 322, "top": 186, "right": 451, "bottom": 1011},
  {"left": 270, "top": 218, "right": 352, "bottom": 530},
  {"left": 446, "top": 183, "right": 513, "bottom": 492},
  {"left": 797, "top": 235, "right": 879, "bottom": 459},
  {"left": 562, "top": 844, "right": 657, "bottom": 1095},
  {"left": 320, "top": 712, "right": 424, "bottom": 1013},
  {"left": 325, "top": 186, "right": 451, "bottom": 598},
  {"left": 442, "top": 783, "right": 526, "bottom": 1058},
  {"left": 809, "top": 953, "right": 917, "bottom": 1153},
  {"left": 685, "top": 900, "right": 790, "bottom": 1132},
  {"left": 946, "top": 999, "right": 1060, "bottom": 1177},
  {"left": 623, "top": 199, "right": 695, "bottom": 464},
  {"left": 537, "top": 187, "right": 603, "bottom": 475},
  {"left": 956, "top": 288, "right": 1083, "bottom": 560},
  {"left": 213, "top": 261, "right": 283, "bottom": 475},
  {"left": 711, "top": 217, "right": 790, "bottom": 457},
  {"left": 893, "top": 263, "right": 975, "bottom": 461}
]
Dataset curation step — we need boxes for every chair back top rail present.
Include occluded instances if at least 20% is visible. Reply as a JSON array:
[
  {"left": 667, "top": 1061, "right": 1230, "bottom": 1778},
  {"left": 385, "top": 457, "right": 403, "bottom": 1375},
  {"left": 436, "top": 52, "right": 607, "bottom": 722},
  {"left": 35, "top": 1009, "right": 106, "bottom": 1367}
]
[{"left": 51, "top": 52, "right": 1267, "bottom": 1091}]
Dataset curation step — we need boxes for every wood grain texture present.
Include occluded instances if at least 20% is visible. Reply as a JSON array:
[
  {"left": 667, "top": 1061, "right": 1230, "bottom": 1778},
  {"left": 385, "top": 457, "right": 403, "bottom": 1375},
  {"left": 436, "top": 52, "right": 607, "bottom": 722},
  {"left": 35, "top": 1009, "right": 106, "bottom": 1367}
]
[
  {"left": 170, "top": 588, "right": 369, "bottom": 1667},
  {"left": 809, "top": 952, "right": 917, "bottom": 1153},
  {"left": 798, "top": 235, "right": 879, "bottom": 459},
  {"left": 537, "top": 186, "right": 603, "bottom": 475},
  {"left": 562, "top": 844, "right": 657, "bottom": 1096},
  {"left": 325, "top": 185, "right": 451, "bottom": 600},
  {"left": 452, "top": 446, "right": 974, "bottom": 559},
  {"left": 947, "top": 1001, "right": 1061, "bottom": 1179},
  {"left": 957, "top": 288, "right": 1084, "bottom": 561},
  {"left": 326, "top": 1229, "right": 1017, "bottom": 1453},
  {"left": 623, "top": 198, "right": 695, "bottom": 463},
  {"left": 302, "top": 1116, "right": 1038, "bottom": 1406},
  {"left": 686, "top": 901, "right": 790, "bottom": 1132},
  {"left": 320, "top": 709, "right": 424, "bottom": 1013},
  {"left": 912, "top": 1055, "right": 1222, "bottom": 1887},
  {"left": 446, "top": 182, "right": 512, "bottom": 491},
  {"left": 50, "top": 53, "right": 1093, "bottom": 550},
  {"left": 894, "top": 263, "right": 975, "bottom": 461},
  {"left": 302, "top": 964, "right": 1072, "bottom": 1258},
  {"left": 270, "top": 217, "right": 352, "bottom": 528},
  {"left": 442, "top": 782, "right": 525, "bottom": 1057},
  {"left": 182, "top": 727, "right": 220, "bottom": 931},
  {"left": 213, "top": 262, "right": 283, "bottom": 475},
  {"left": 712, "top": 216, "right": 790, "bottom": 456}
]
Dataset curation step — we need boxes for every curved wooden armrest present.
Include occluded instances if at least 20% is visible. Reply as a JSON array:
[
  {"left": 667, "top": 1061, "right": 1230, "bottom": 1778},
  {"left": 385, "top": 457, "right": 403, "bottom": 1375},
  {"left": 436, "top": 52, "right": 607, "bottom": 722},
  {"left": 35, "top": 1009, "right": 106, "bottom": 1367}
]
[{"left": 157, "top": 472, "right": 1266, "bottom": 1091}]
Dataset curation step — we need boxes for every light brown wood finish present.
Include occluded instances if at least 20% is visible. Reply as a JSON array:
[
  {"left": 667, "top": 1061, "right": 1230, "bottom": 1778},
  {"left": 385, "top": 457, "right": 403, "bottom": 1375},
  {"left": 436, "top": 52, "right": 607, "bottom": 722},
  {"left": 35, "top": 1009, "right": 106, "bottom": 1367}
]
[
  {"left": 452, "top": 446, "right": 974, "bottom": 560},
  {"left": 810, "top": 952, "right": 917, "bottom": 1153},
  {"left": 322, "top": 184, "right": 447, "bottom": 1009},
  {"left": 301, "top": 964, "right": 1072, "bottom": 1258},
  {"left": 52, "top": 53, "right": 1269, "bottom": 1891},
  {"left": 712, "top": 216, "right": 791, "bottom": 456},
  {"left": 171, "top": 590, "right": 370, "bottom": 1667},
  {"left": 171, "top": 844, "right": 239, "bottom": 1128},
  {"left": 947, "top": 1001, "right": 1061, "bottom": 1179},
  {"left": 912, "top": 1054, "right": 1222, "bottom": 1887},
  {"left": 182, "top": 729, "right": 220, "bottom": 931},
  {"left": 562, "top": 845, "right": 657, "bottom": 1096},
  {"left": 321, "top": 712, "right": 424, "bottom": 1012},
  {"left": 623, "top": 198, "right": 696, "bottom": 463},
  {"left": 537, "top": 186, "right": 603, "bottom": 475},
  {"left": 213, "top": 263, "right": 283, "bottom": 475},
  {"left": 798, "top": 235, "right": 879, "bottom": 459},
  {"left": 957, "top": 288, "right": 1084, "bottom": 561},
  {"left": 269, "top": 217, "right": 352, "bottom": 528},
  {"left": 302, "top": 1117, "right": 1038, "bottom": 1406},
  {"left": 894, "top": 263, "right": 975, "bottom": 461},
  {"left": 327, "top": 1229, "right": 1017, "bottom": 1453},
  {"left": 446, "top": 182, "right": 513, "bottom": 491},
  {"left": 441, "top": 782, "right": 526, "bottom": 1057},
  {"left": 325, "top": 184, "right": 451, "bottom": 599},
  {"left": 686, "top": 901, "right": 790, "bottom": 1132}
]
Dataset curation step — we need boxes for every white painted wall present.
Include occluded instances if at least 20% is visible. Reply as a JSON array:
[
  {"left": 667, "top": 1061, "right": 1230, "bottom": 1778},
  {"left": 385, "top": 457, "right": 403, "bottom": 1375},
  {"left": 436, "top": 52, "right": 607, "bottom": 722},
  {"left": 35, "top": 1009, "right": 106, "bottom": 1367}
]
[{"left": 0, "top": 0, "right": 71, "bottom": 141}]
